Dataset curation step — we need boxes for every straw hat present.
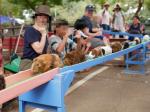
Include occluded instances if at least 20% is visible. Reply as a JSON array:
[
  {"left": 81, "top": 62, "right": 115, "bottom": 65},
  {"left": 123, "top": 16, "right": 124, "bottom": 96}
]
[
  {"left": 113, "top": 3, "right": 122, "bottom": 11},
  {"left": 104, "top": 2, "right": 110, "bottom": 7}
]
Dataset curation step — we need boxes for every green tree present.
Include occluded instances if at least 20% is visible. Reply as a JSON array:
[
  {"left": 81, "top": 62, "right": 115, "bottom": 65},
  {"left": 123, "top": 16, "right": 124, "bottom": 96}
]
[
  {"left": 1, "top": 0, "right": 22, "bottom": 17},
  {"left": 8, "top": 0, "right": 81, "bottom": 10},
  {"left": 145, "top": 0, "right": 150, "bottom": 11}
]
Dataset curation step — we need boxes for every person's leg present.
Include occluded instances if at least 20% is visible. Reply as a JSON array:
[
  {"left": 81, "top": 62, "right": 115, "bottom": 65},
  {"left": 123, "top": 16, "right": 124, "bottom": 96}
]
[
  {"left": 101, "top": 24, "right": 107, "bottom": 30},
  {"left": 107, "top": 25, "right": 111, "bottom": 31},
  {"left": 20, "top": 59, "right": 33, "bottom": 71}
]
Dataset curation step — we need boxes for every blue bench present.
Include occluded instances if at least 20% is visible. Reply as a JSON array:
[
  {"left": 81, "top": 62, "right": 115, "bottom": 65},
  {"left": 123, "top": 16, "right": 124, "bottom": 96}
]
[
  {"left": 18, "top": 42, "right": 150, "bottom": 112},
  {"left": 103, "top": 30, "right": 143, "bottom": 38},
  {"left": 19, "top": 70, "right": 75, "bottom": 112}
]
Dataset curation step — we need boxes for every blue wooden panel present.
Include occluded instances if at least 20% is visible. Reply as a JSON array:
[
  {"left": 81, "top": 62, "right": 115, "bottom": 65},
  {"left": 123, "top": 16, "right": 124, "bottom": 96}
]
[
  {"left": 103, "top": 30, "right": 143, "bottom": 38},
  {"left": 19, "top": 70, "right": 74, "bottom": 108},
  {"left": 61, "top": 44, "right": 143, "bottom": 73},
  {"left": 60, "top": 70, "right": 75, "bottom": 94},
  {"left": 125, "top": 41, "right": 150, "bottom": 74}
]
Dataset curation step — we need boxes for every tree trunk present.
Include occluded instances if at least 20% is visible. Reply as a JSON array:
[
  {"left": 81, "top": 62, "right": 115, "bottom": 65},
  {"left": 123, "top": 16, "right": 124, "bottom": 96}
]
[{"left": 135, "top": 0, "right": 144, "bottom": 16}]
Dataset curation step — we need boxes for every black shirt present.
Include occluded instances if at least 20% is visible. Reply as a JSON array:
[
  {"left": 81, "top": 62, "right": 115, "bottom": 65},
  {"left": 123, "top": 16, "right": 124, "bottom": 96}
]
[
  {"left": 81, "top": 16, "right": 93, "bottom": 33},
  {"left": 23, "top": 26, "right": 49, "bottom": 60},
  {"left": 129, "top": 23, "right": 141, "bottom": 34}
]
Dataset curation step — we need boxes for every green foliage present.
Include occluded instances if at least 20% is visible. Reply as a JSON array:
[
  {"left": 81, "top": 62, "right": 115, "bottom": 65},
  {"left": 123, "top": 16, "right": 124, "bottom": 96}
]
[
  {"left": 1, "top": 0, "right": 150, "bottom": 23},
  {"left": 145, "top": 0, "right": 150, "bottom": 11},
  {"left": 7, "top": 0, "right": 82, "bottom": 10},
  {"left": 1, "top": 0, "right": 23, "bottom": 17},
  {"left": 8, "top": 0, "right": 63, "bottom": 10}
]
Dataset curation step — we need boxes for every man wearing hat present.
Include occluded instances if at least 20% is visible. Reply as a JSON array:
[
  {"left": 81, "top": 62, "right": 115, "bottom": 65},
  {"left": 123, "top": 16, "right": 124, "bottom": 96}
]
[
  {"left": 112, "top": 3, "right": 125, "bottom": 32},
  {"left": 20, "top": 5, "right": 51, "bottom": 71},
  {"left": 80, "top": 5, "right": 105, "bottom": 48},
  {"left": 100, "top": 2, "right": 112, "bottom": 30}
]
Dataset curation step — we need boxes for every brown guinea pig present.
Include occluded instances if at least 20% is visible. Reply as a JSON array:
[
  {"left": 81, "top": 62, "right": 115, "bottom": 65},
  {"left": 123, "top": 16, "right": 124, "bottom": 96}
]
[
  {"left": 31, "top": 54, "right": 62, "bottom": 74},
  {"left": 63, "top": 50, "right": 86, "bottom": 66},
  {"left": 110, "top": 42, "right": 123, "bottom": 53}
]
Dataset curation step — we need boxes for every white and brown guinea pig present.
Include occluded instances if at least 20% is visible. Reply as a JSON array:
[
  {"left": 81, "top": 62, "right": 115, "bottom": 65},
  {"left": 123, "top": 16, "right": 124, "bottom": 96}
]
[
  {"left": 123, "top": 37, "right": 141, "bottom": 49},
  {"left": 91, "top": 47, "right": 103, "bottom": 58},
  {"left": 110, "top": 42, "right": 123, "bottom": 53},
  {"left": 91, "top": 46, "right": 113, "bottom": 58},
  {"left": 31, "top": 54, "right": 62, "bottom": 74}
]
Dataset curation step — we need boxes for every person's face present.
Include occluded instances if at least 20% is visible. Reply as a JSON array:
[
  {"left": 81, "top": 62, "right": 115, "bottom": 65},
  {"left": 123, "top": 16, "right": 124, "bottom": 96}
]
[
  {"left": 104, "top": 5, "right": 109, "bottom": 10},
  {"left": 82, "top": 27, "right": 89, "bottom": 34},
  {"left": 85, "top": 10, "right": 94, "bottom": 18},
  {"left": 56, "top": 25, "right": 69, "bottom": 37},
  {"left": 133, "top": 17, "right": 139, "bottom": 25},
  {"left": 116, "top": 8, "right": 120, "bottom": 12},
  {"left": 35, "top": 15, "right": 48, "bottom": 26}
]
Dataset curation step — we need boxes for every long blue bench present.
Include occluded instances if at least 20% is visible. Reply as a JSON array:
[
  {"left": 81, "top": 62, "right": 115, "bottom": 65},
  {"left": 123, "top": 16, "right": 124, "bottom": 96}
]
[{"left": 18, "top": 41, "right": 150, "bottom": 112}]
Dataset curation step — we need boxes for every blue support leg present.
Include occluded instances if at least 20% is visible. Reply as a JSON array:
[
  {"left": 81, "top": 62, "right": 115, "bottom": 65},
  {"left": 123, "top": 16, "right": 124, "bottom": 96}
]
[
  {"left": 57, "top": 106, "right": 66, "bottom": 112},
  {"left": 19, "top": 101, "right": 25, "bottom": 112},
  {"left": 125, "top": 53, "right": 129, "bottom": 74}
]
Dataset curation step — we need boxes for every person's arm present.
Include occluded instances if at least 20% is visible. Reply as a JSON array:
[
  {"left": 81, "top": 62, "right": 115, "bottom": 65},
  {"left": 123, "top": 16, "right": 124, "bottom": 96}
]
[
  {"left": 56, "top": 34, "right": 68, "bottom": 53},
  {"left": 31, "top": 27, "right": 47, "bottom": 54},
  {"left": 140, "top": 24, "right": 145, "bottom": 34},
  {"left": 109, "top": 14, "right": 112, "bottom": 26},
  {"left": 92, "top": 28, "right": 101, "bottom": 33},
  {"left": 112, "top": 13, "right": 115, "bottom": 25},
  {"left": 128, "top": 24, "right": 131, "bottom": 32},
  {"left": 85, "top": 30, "right": 102, "bottom": 38},
  {"left": 122, "top": 14, "right": 125, "bottom": 25}
]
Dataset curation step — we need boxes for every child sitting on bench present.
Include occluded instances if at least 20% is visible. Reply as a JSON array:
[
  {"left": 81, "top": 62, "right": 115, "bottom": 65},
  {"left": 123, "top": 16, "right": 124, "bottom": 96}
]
[
  {"left": 48, "top": 19, "right": 89, "bottom": 60},
  {"left": 74, "top": 19, "right": 108, "bottom": 48}
]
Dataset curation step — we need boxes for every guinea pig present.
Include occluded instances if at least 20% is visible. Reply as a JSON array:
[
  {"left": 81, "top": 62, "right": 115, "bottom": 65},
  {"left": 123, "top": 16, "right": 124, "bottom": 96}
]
[
  {"left": 91, "top": 46, "right": 113, "bottom": 58},
  {"left": 110, "top": 42, "right": 123, "bottom": 53},
  {"left": 91, "top": 47, "right": 103, "bottom": 58},
  {"left": 63, "top": 50, "right": 86, "bottom": 66},
  {"left": 31, "top": 54, "right": 62, "bottom": 74},
  {"left": 142, "top": 35, "right": 150, "bottom": 43},
  {"left": 123, "top": 37, "right": 141, "bottom": 49}
]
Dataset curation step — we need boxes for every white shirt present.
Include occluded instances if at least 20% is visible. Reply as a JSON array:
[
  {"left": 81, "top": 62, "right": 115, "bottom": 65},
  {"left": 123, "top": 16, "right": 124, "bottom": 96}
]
[
  {"left": 113, "top": 11, "right": 125, "bottom": 32},
  {"left": 101, "top": 10, "right": 111, "bottom": 25}
]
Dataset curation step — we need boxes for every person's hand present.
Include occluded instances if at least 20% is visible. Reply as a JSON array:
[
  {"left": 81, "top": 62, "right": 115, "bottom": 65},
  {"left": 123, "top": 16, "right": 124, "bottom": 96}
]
[
  {"left": 75, "top": 30, "right": 81, "bottom": 39},
  {"left": 39, "top": 27, "right": 47, "bottom": 36},
  {"left": 93, "top": 28, "right": 100, "bottom": 33},
  {"left": 63, "top": 32, "right": 69, "bottom": 41},
  {"left": 95, "top": 30, "right": 102, "bottom": 36},
  {"left": 86, "top": 42, "right": 91, "bottom": 48},
  {"left": 34, "top": 25, "right": 47, "bottom": 37},
  {"left": 141, "top": 25, "right": 145, "bottom": 32}
]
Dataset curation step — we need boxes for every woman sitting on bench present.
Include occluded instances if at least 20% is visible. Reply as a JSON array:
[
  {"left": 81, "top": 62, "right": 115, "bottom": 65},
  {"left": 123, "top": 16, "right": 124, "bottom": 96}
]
[{"left": 20, "top": 5, "right": 51, "bottom": 71}]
